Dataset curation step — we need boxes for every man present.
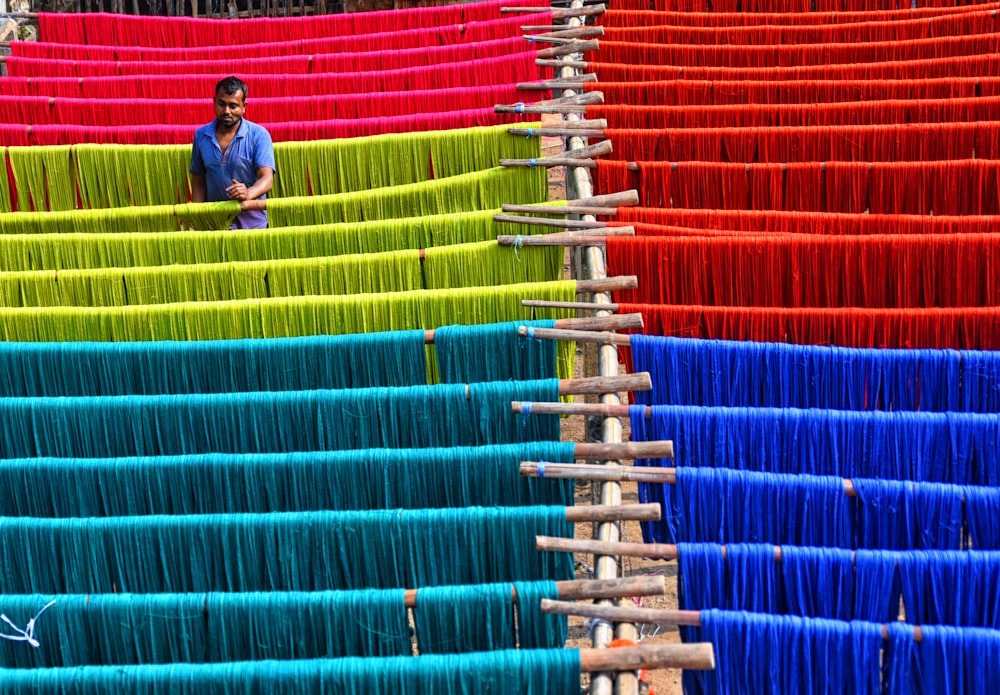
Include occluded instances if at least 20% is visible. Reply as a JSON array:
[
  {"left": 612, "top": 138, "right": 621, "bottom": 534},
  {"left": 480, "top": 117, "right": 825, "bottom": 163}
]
[{"left": 190, "top": 76, "right": 276, "bottom": 229}]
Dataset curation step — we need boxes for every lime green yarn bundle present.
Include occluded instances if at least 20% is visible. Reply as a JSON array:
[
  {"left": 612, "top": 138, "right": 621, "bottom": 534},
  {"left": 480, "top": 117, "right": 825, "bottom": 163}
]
[
  {"left": 267, "top": 167, "right": 547, "bottom": 227},
  {"left": 0, "top": 241, "right": 563, "bottom": 308},
  {"left": 7, "top": 146, "right": 75, "bottom": 212},
  {"left": 423, "top": 241, "right": 563, "bottom": 290},
  {"left": 0, "top": 210, "right": 553, "bottom": 272},
  {"left": 0, "top": 281, "right": 576, "bottom": 342},
  {"left": 272, "top": 123, "right": 543, "bottom": 198},
  {"left": 0, "top": 201, "right": 241, "bottom": 235},
  {"left": 75, "top": 144, "right": 191, "bottom": 208}
]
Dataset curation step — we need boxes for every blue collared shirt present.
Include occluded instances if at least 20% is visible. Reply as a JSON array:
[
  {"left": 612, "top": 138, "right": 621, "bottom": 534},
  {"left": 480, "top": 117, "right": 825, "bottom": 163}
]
[{"left": 190, "top": 118, "right": 276, "bottom": 229}]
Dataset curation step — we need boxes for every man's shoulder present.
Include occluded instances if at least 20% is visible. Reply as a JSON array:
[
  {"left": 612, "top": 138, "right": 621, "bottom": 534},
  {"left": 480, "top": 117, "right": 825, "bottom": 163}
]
[
  {"left": 241, "top": 120, "right": 273, "bottom": 142},
  {"left": 193, "top": 121, "right": 216, "bottom": 139}
]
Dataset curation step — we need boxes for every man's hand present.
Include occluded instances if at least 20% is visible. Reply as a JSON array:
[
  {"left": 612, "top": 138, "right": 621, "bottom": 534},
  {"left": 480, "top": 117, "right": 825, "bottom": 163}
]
[{"left": 226, "top": 179, "right": 249, "bottom": 201}]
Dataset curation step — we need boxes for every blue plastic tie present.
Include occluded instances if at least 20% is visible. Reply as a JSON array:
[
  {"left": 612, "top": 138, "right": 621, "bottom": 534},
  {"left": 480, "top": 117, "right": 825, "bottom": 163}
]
[
  {"left": 520, "top": 401, "right": 533, "bottom": 427},
  {"left": 528, "top": 158, "right": 537, "bottom": 167},
  {"left": 537, "top": 462, "right": 546, "bottom": 478},
  {"left": 515, "top": 102, "right": 525, "bottom": 114}
]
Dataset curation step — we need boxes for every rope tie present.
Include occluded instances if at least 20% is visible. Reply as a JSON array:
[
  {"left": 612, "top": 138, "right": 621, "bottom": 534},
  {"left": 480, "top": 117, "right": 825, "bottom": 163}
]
[
  {"left": 513, "top": 234, "right": 523, "bottom": 262},
  {"left": 537, "top": 462, "right": 547, "bottom": 478},
  {"left": 0, "top": 600, "right": 56, "bottom": 648},
  {"left": 519, "top": 401, "right": 533, "bottom": 427}
]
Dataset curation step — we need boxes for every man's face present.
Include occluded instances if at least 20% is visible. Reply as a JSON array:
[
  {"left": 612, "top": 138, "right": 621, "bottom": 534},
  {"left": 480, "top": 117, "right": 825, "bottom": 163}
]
[{"left": 214, "top": 89, "right": 246, "bottom": 129}]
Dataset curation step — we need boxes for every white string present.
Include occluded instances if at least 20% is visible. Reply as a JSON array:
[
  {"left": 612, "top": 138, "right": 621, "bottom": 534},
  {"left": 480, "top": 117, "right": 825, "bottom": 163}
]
[{"left": 0, "top": 600, "right": 56, "bottom": 648}]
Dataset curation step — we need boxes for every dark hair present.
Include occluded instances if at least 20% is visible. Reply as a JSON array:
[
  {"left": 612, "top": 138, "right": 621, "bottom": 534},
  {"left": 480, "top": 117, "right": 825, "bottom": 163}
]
[{"left": 215, "top": 76, "right": 248, "bottom": 101}]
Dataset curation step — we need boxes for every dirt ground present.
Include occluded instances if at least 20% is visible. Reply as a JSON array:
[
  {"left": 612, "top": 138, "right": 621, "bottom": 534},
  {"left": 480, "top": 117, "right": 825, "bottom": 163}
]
[{"left": 543, "top": 130, "right": 683, "bottom": 695}]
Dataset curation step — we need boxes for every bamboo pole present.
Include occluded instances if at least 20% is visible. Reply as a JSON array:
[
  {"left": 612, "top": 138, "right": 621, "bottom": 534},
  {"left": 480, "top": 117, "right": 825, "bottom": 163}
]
[
  {"left": 537, "top": 40, "right": 600, "bottom": 59},
  {"left": 565, "top": 503, "right": 661, "bottom": 522},
  {"left": 522, "top": 463, "right": 677, "bottom": 483},
  {"left": 575, "top": 276, "right": 637, "bottom": 292},
  {"left": 523, "top": 299, "right": 620, "bottom": 311},
  {"left": 517, "top": 325, "right": 633, "bottom": 343},
  {"left": 572, "top": 440, "right": 674, "bottom": 460},
  {"left": 514, "top": 190, "right": 638, "bottom": 209},
  {"left": 557, "top": 371, "right": 652, "bottom": 395},
  {"left": 537, "top": 536, "right": 680, "bottom": 560},
  {"left": 579, "top": 643, "right": 716, "bottom": 672},
  {"left": 500, "top": 157, "right": 597, "bottom": 168},
  {"left": 492, "top": 214, "right": 609, "bottom": 229},
  {"left": 401, "top": 575, "right": 665, "bottom": 608}
]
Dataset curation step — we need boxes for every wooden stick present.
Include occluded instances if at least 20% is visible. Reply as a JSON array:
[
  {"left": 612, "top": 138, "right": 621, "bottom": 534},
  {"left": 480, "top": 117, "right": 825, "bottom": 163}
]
[
  {"left": 517, "top": 325, "right": 633, "bottom": 342},
  {"left": 517, "top": 75, "right": 599, "bottom": 89},
  {"left": 556, "top": 313, "right": 644, "bottom": 331},
  {"left": 550, "top": 598, "right": 922, "bottom": 644},
  {"left": 522, "top": 463, "right": 677, "bottom": 482},
  {"left": 568, "top": 139, "right": 613, "bottom": 159},
  {"left": 542, "top": 599, "right": 702, "bottom": 627},
  {"left": 498, "top": 226, "right": 633, "bottom": 243},
  {"left": 498, "top": 233, "right": 619, "bottom": 247},
  {"left": 533, "top": 91, "right": 603, "bottom": 106},
  {"left": 552, "top": 3, "right": 606, "bottom": 17},
  {"left": 526, "top": 26, "right": 603, "bottom": 43},
  {"left": 537, "top": 536, "right": 679, "bottom": 559},
  {"left": 572, "top": 440, "right": 675, "bottom": 460},
  {"left": 518, "top": 80, "right": 591, "bottom": 91},
  {"left": 514, "top": 401, "right": 633, "bottom": 416},
  {"left": 523, "top": 299, "right": 620, "bottom": 311},
  {"left": 579, "top": 643, "right": 716, "bottom": 673},
  {"left": 520, "top": 190, "right": 637, "bottom": 210},
  {"left": 558, "top": 371, "right": 651, "bottom": 395},
  {"left": 496, "top": 103, "right": 590, "bottom": 115},
  {"left": 576, "top": 275, "right": 638, "bottom": 292},
  {"left": 565, "top": 502, "right": 661, "bottom": 522},
  {"left": 538, "top": 58, "right": 589, "bottom": 69},
  {"left": 558, "top": 575, "right": 666, "bottom": 601},
  {"left": 508, "top": 127, "right": 604, "bottom": 138},
  {"left": 502, "top": 203, "right": 618, "bottom": 216},
  {"left": 536, "top": 40, "right": 600, "bottom": 59},
  {"left": 502, "top": 3, "right": 605, "bottom": 16},
  {"left": 500, "top": 157, "right": 597, "bottom": 168},
  {"left": 493, "top": 214, "right": 609, "bottom": 229},
  {"left": 402, "top": 575, "right": 665, "bottom": 608}
]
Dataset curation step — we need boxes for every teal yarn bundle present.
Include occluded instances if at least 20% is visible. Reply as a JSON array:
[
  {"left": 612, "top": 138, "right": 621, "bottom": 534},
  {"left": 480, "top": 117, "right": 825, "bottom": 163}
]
[
  {"left": 0, "top": 649, "right": 582, "bottom": 694},
  {"left": 0, "top": 591, "right": 411, "bottom": 667},
  {"left": 0, "top": 508, "right": 575, "bottom": 594},
  {"left": 0, "top": 322, "right": 568, "bottom": 398},
  {"left": 0, "top": 444, "right": 576, "bottom": 517},
  {"left": 0, "top": 380, "right": 562, "bottom": 458},
  {"left": 0, "top": 333, "right": 429, "bottom": 396}
]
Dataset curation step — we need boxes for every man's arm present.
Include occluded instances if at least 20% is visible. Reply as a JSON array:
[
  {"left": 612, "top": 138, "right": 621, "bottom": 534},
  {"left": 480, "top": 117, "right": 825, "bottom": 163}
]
[
  {"left": 225, "top": 166, "right": 274, "bottom": 201},
  {"left": 191, "top": 174, "right": 208, "bottom": 203}
]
